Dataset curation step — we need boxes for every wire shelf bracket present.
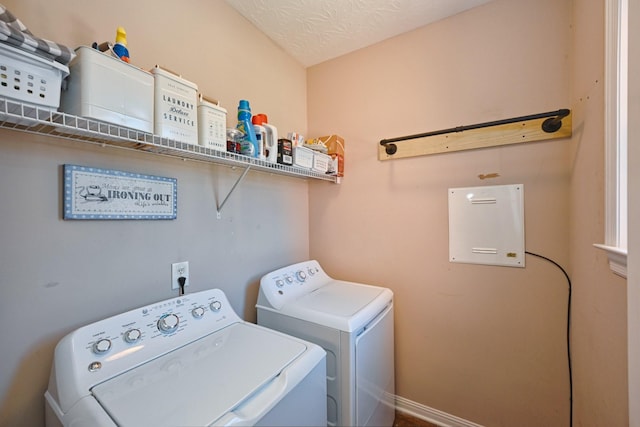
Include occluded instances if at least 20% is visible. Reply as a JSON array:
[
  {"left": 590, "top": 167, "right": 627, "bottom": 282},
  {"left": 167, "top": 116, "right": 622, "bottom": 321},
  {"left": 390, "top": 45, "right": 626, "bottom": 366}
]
[{"left": 215, "top": 165, "right": 251, "bottom": 219}]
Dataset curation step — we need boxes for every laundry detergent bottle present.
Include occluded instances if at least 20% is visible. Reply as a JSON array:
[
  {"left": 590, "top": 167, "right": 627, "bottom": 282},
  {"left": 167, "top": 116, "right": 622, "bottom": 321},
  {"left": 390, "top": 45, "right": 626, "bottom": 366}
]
[
  {"left": 258, "top": 115, "right": 279, "bottom": 164},
  {"left": 237, "top": 100, "right": 259, "bottom": 157},
  {"left": 252, "top": 114, "right": 270, "bottom": 161}
]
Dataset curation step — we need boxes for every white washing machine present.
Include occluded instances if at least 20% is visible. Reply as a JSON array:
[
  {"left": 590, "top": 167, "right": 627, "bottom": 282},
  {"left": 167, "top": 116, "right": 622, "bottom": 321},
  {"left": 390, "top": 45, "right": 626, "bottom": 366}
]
[
  {"left": 44, "top": 288, "right": 327, "bottom": 427},
  {"left": 256, "top": 260, "right": 394, "bottom": 427}
]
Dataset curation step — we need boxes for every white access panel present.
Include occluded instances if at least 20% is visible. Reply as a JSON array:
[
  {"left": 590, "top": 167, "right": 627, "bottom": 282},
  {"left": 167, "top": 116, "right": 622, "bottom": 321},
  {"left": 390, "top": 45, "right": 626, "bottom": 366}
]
[{"left": 448, "top": 184, "right": 525, "bottom": 267}]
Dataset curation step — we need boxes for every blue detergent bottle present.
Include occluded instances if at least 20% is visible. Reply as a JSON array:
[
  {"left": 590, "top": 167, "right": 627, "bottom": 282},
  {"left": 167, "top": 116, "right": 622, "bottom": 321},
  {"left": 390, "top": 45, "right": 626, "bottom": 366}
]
[{"left": 237, "top": 100, "right": 259, "bottom": 157}]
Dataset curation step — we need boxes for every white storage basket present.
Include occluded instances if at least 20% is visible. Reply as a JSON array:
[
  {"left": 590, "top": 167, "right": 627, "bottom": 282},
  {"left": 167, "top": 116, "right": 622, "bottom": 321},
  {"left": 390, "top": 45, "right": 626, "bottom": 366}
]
[
  {"left": 293, "top": 146, "right": 314, "bottom": 169},
  {"left": 312, "top": 151, "right": 330, "bottom": 173},
  {"left": 0, "top": 42, "right": 69, "bottom": 111}
]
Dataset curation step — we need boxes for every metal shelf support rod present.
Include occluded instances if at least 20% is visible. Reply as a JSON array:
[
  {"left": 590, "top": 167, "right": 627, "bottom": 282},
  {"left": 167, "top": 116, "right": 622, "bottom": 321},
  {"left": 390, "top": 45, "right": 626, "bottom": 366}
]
[{"left": 216, "top": 165, "right": 251, "bottom": 219}]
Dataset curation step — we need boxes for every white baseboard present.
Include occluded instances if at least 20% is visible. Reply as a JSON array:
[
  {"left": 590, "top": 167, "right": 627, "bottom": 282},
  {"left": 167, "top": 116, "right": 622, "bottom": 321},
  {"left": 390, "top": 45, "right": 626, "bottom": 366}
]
[{"left": 395, "top": 395, "right": 485, "bottom": 427}]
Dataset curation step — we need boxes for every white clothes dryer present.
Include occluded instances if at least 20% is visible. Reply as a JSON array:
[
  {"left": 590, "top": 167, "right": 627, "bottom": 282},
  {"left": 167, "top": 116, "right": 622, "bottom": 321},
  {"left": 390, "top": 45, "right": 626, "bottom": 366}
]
[
  {"left": 45, "top": 288, "right": 327, "bottom": 427},
  {"left": 256, "top": 260, "right": 395, "bottom": 427}
]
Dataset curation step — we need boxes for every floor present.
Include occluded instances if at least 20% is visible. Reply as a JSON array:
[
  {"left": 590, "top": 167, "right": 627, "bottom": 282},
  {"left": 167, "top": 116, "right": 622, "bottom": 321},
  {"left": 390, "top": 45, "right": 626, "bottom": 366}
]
[{"left": 393, "top": 411, "right": 440, "bottom": 427}]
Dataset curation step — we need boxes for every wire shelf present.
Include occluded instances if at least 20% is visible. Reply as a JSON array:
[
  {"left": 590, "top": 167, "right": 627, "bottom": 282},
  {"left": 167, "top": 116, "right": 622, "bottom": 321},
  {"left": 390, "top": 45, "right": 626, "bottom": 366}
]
[{"left": 0, "top": 98, "right": 339, "bottom": 183}]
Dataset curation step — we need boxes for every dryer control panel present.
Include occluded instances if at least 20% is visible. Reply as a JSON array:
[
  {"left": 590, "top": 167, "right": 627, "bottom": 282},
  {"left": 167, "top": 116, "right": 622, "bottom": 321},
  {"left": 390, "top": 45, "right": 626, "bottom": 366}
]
[{"left": 257, "top": 259, "right": 330, "bottom": 310}]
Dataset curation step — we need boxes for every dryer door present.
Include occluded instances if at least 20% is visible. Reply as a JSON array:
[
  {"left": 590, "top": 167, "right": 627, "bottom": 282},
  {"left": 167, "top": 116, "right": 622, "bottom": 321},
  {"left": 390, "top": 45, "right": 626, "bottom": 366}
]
[{"left": 355, "top": 303, "right": 395, "bottom": 427}]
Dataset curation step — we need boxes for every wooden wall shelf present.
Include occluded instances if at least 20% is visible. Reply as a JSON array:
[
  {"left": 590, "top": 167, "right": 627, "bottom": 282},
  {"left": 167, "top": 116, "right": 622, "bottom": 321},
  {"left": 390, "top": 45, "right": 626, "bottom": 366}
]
[{"left": 378, "top": 109, "right": 572, "bottom": 161}]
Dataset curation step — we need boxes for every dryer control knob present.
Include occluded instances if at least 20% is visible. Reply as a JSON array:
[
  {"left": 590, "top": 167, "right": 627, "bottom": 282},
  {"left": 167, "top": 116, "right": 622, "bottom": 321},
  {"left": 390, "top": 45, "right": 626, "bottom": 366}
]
[
  {"left": 157, "top": 314, "right": 180, "bottom": 333},
  {"left": 285, "top": 276, "right": 294, "bottom": 284},
  {"left": 307, "top": 268, "right": 316, "bottom": 276},
  {"left": 210, "top": 300, "right": 222, "bottom": 312},
  {"left": 276, "top": 279, "right": 285, "bottom": 288},
  {"left": 192, "top": 306, "right": 206, "bottom": 318},
  {"left": 92, "top": 338, "right": 112, "bottom": 354},
  {"left": 295, "top": 270, "right": 307, "bottom": 282},
  {"left": 123, "top": 328, "right": 142, "bottom": 344}
]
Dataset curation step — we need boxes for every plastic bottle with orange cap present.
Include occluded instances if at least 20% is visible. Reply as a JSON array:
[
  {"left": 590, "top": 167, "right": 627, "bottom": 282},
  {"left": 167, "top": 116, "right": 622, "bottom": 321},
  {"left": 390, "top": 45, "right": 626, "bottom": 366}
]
[{"left": 252, "top": 113, "right": 278, "bottom": 163}]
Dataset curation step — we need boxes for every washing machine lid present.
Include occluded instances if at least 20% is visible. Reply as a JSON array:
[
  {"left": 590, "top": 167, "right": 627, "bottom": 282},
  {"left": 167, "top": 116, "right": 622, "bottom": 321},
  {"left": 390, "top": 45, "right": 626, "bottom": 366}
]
[
  {"left": 91, "top": 322, "right": 307, "bottom": 426},
  {"left": 284, "top": 280, "right": 393, "bottom": 332}
]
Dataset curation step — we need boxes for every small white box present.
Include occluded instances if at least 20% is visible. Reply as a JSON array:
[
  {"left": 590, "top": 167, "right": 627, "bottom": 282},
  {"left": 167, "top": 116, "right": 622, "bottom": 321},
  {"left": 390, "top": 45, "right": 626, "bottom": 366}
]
[
  {"left": 312, "top": 152, "right": 330, "bottom": 173},
  {"left": 60, "top": 46, "right": 153, "bottom": 132},
  {"left": 151, "top": 66, "right": 198, "bottom": 144},
  {"left": 197, "top": 94, "right": 227, "bottom": 152},
  {"left": 293, "top": 146, "right": 314, "bottom": 169}
]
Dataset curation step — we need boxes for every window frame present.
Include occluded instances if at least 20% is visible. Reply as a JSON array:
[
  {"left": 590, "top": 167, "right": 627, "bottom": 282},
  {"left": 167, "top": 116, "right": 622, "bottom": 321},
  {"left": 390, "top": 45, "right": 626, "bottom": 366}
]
[{"left": 595, "top": 0, "right": 628, "bottom": 278}]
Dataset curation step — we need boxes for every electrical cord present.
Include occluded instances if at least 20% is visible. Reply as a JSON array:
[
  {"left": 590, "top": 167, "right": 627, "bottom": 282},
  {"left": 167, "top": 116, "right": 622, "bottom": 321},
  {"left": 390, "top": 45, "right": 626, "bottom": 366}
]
[
  {"left": 525, "top": 251, "right": 572, "bottom": 427},
  {"left": 178, "top": 276, "right": 186, "bottom": 296}
]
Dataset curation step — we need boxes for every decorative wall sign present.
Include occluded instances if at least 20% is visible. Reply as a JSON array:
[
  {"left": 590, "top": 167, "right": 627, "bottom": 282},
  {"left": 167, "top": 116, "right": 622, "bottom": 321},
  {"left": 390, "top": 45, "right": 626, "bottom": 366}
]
[{"left": 63, "top": 165, "right": 177, "bottom": 220}]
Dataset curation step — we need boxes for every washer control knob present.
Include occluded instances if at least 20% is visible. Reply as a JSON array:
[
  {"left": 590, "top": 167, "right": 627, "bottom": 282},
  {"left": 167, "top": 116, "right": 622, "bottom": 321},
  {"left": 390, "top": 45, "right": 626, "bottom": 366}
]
[
  {"left": 157, "top": 314, "right": 180, "bottom": 333},
  {"left": 123, "top": 328, "right": 142, "bottom": 344},
  {"left": 276, "top": 279, "right": 285, "bottom": 288},
  {"left": 285, "top": 276, "right": 294, "bottom": 284},
  {"left": 92, "top": 338, "right": 112, "bottom": 354},
  {"left": 308, "top": 267, "right": 316, "bottom": 276},
  {"left": 192, "top": 306, "right": 206, "bottom": 318},
  {"left": 210, "top": 300, "right": 222, "bottom": 312},
  {"left": 295, "top": 270, "right": 307, "bottom": 282}
]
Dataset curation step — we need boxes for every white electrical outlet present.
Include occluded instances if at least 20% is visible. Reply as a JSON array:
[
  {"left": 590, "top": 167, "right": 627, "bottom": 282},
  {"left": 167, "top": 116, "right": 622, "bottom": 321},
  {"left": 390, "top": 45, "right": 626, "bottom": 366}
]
[{"left": 171, "top": 261, "right": 189, "bottom": 290}]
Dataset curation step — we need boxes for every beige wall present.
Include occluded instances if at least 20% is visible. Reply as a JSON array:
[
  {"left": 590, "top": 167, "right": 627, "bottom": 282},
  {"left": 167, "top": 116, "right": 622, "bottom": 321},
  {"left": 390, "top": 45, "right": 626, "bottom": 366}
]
[
  {"left": 308, "top": 0, "right": 627, "bottom": 425},
  {"left": 628, "top": 0, "right": 640, "bottom": 423},
  {"left": 0, "top": 1, "right": 311, "bottom": 426},
  {"left": 570, "top": 0, "right": 629, "bottom": 425}
]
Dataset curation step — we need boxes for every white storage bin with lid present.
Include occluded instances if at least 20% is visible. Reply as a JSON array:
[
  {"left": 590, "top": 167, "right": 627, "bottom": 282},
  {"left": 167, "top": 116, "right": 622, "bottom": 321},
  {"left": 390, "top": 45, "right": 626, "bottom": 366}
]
[
  {"left": 197, "top": 94, "right": 227, "bottom": 152},
  {"left": 151, "top": 66, "right": 198, "bottom": 145},
  {"left": 60, "top": 46, "right": 153, "bottom": 132},
  {"left": 0, "top": 42, "right": 69, "bottom": 123}
]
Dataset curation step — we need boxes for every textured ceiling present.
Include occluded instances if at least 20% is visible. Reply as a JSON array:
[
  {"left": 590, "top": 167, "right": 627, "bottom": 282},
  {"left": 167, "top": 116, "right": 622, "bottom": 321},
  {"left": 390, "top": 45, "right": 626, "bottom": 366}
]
[{"left": 225, "top": 0, "right": 493, "bottom": 67}]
